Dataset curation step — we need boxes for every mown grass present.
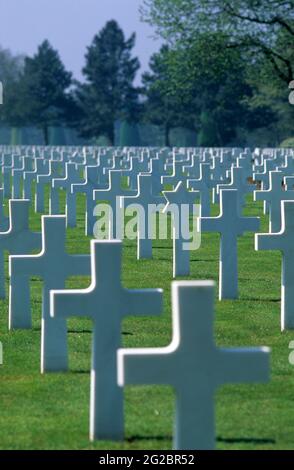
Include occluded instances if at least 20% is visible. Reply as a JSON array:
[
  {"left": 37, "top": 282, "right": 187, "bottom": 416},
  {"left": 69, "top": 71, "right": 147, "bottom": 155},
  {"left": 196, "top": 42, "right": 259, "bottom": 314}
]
[{"left": 0, "top": 185, "right": 293, "bottom": 450}]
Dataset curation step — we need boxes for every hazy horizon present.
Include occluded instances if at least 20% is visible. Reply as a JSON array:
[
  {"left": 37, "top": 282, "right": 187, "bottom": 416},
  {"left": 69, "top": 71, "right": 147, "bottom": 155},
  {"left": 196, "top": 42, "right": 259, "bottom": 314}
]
[{"left": 0, "top": 0, "right": 162, "bottom": 83}]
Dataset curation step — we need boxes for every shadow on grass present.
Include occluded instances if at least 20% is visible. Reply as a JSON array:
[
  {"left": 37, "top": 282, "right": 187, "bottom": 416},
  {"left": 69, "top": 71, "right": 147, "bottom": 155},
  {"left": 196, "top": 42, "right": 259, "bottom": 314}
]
[
  {"left": 68, "top": 329, "right": 92, "bottom": 334},
  {"left": 190, "top": 259, "right": 216, "bottom": 263},
  {"left": 67, "top": 330, "right": 133, "bottom": 335},
  {"left": 241, "top": 297, "right": 280, "bottom": 303},
  {"left": 126, "top": 435, "right": 275, "bottom": 445},
  {"left": 127, "top": 435, "right": 171, "bottom": 443},
  {"left": 217, "top": 436, "right": 275, "bottom": 444}
]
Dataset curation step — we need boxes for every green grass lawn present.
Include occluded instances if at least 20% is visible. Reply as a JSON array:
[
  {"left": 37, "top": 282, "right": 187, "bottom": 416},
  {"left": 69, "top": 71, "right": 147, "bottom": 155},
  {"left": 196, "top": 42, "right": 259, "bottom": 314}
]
[{"left": 0, "top": 186, "right": 293, "bottom": 450}]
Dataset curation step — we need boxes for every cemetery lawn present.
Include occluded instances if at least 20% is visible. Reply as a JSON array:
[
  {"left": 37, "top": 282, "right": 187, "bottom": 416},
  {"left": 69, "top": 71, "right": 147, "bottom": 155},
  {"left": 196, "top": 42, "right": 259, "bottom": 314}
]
[{"left": 0, "top": 188, "right": 293, "bottom": 450}]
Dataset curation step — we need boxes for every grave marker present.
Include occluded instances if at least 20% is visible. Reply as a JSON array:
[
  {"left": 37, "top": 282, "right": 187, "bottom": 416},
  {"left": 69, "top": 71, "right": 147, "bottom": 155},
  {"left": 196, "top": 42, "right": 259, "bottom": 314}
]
[
  {"left": 50, "top": 240, "right": 162, "bottom": 441},
  {"left": 118, "top": 281, "right": 270, "bottom": 450}
]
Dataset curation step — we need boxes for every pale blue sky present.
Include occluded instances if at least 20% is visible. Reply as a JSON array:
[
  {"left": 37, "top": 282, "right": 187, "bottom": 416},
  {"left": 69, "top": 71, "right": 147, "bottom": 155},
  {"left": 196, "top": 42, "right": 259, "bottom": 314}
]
[{"left": 0, "top": 0, "right": 161, "bottom": 82}]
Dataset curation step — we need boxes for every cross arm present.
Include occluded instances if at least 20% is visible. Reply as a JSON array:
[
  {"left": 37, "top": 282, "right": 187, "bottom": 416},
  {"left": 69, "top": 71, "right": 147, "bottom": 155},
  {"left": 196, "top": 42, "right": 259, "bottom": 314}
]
[
  {"left": 9, "top": 254, "right": 43, "bottom": 278},
  {"left": 255, "top": 232, "right": 283, "bottom": 252},
  {"left": 118, "top": 347, "right": 172, "bottom": 386},
  {"left": 254, "top": 190, "right": 271, "bottom": 203},
  {"left": 240, "top": 217, "right": 260, "bottom": 234},
  {"left": 199, "top": 216, "right": 222, "bottom": 233},
  {"left": 66, "top": 255, "right": 91, "bottom": 277},
  {"left": 52, "top": 178, "right": 67, "bottom": 189},
  {"left": 123, "top": 288, "right": 163, "bottom": 318},
  {"left": 50, "top": 287, "right": 95, "bottom": 319},
  {"left": 217, "top": 347, "right": 270, "bottom": 385},
  {"left": 71, "top": 182, "right": 87, "bottom": 195}
]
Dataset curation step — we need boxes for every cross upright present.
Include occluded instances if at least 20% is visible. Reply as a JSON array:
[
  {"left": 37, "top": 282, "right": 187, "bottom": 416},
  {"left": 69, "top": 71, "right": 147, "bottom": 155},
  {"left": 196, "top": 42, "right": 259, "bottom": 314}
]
[
  {"left": 118, "top": 281, "right": 270, "bottom": 450},
  {"left": 163, "top": 182, "right": 199, "bottom": 277},
  {"left": 183, "top": 154, "right": 201, "bottom": 179},
  {"left": 51, "top": 162, "right": 83, "bottom": 227},
  {"left": 0, "top": 188, "right": 9, "bottom": 232},
  {"left": 217, "top": 166, "right": 255, "bottom": 213},
  {"left": 121, "top": 156, "right": 149, "bottom": 190},
  {"left": 93, "top": 170, "right": 136, "bottom": 240},
  {"left": 2, "top": 154, "right": 23, "bottom": 198},
  {"left": 253, "top": 159, "right": 278, "bottom": 215},
  {"left": 12, "top": 156, "right": 34, "bottom": 199},
  {"left": 23, "top": 158, "right": 49, "bottom": 200},
  {"left": 237, "top": 152, "right": 253, "bottom": 179},
  {"left": 200, "top": 189, "right": 260, "bottom": 300},
  {"left": 254, "top": 170, "right": 294, "bottom": 233},
  {"left": 276, "top": 155, "right": 294, "bottom": 177},
  {"left": 120, "top": 174, "right": 165, "bottom": 259},
  {"left": 0, "top": 199, "right": 41, "bottom": 299},
  {"left": 35, "top": 161, "right": 62, "bottom": 213},
  {"left": 255, "top": 201, "right": 294, "bottom": 330},
  {"left": 187, "top": 163, "right": 212, "bottom": 216},
  {"left": 50, "top": 240, "right": 163, "bottom": 441},
  {"left": 149, "top": 157, "right": 165, "bottom": 196},
  {"left": 9, "top": 216, "right": 90, "bottom": 372},
  {"left": 162, "top": 160, "right": 188, "bottom": 190},
  {"left": 71, "top": 165, "right": 103, "bottom": 236}
]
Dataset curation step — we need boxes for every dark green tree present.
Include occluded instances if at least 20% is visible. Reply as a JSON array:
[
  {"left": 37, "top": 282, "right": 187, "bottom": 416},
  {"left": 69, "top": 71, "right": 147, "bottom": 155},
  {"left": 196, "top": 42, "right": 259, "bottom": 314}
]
[
  {"left": 143, "top": 34, "right": 272, "bottom": 146},
  {"left": 142, "top": 45, "right": 188, "bottom": 146},
  {"left": 0, "top": 47, "right": 24, "bottom": 127},
  {"left": 142, "top": 0, "right": 294, "bottom": 84},
  {"left": 78, "top": 20, "right": 141, "bottom": 144},
  {"left": 13, "top": 40, "right": 73, "bottom": 144}
]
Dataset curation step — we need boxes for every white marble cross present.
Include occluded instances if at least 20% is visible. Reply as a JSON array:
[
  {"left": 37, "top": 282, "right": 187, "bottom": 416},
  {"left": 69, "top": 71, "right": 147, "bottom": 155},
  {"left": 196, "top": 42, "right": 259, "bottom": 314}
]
[
  {"left": 149, "top": 157, "right": 165, "bottom": 196},
  {"left": 200, "top": 189, "right": 260, "bottom": 300},
  {"left": 217, "top": 166, "right": 255, "bottom": 213},
  {"left": 2, "top": 154, "right": 23, "bottom": 198},
  {"left": 188, "top": 163, "right": 212, "bottom": 216},
  {"left": 23, "top": 159, "right": 49, "bottom": 200},
  {"left": 118, "top": 280, "right": 270, "bottom": 450},
  {"left": 9, "top": 216, "right": 90, "bottom": 372},
  {"left": 163, "top": 182, "right": 199, "bottom": 277},
  {"left": 35, "top": 161, "right": 62, "bottom": 213},
  {"left": 50, "top": 240, "right": 162, "bottom": 441},
  {"left": 253, "top": 159, "right": 277, "bottom": 215},
  {"left": 254, "top": 171, "right": 294, "bottom": 233},
  {"left": 0, "top": 188, "right": 9, "bottom": 232},
  {"left": 51, "top": 162, "right": 83, "bottom": 227},
  {"left": 71, "top": 165, "right": 102, "bottom": 236},
  {"left": 12, "top": 156, "right": 34, "bottom": 199},
  {"left": 183, "top": 154, "right": 201, "bottom": 179},
  {"left": 121, "top": 156, "right": 149, "bottom": 190},
  {"left": 162, "top": 160, "right": 188, "bottom": 189},
  {"left": 120, "top": 174, "right": 165, "bottom": 259},
  {"left": 94, "top": 170, "right": 136, "bottom": 240},
  {"left": 0, "top": 200, "right": 41, "bottom": 299},
  {"left": 255, "top": 201, "right": 294, "bottom": 330}
]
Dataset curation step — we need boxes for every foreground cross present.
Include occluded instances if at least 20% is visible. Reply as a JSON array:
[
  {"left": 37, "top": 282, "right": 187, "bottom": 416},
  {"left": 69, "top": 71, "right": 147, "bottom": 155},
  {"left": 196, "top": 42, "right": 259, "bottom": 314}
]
[
  {"left": 255, "top": 201, "right": 294, "bottom": 330},
  {"left": 9, "top": 216, "right": 90, "bottom": 372},
  {"left": 50, "top": 240, "right": 163, "bottom": 441},
  {"left": 200, "top": 189, "right": 259, "bottom": 299},
  {"left": 0, "top": 200, "right": 41, "bottom": 298},
  {"left": 118, "top": 281, "right": 270, "bottom": 450}
]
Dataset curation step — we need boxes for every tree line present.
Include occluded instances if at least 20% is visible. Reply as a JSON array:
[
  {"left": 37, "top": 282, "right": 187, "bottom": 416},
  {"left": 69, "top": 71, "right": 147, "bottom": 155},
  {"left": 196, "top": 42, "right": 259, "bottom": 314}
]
[{"left": 0, "top": 2, "right": 293, "bottom": 147}]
